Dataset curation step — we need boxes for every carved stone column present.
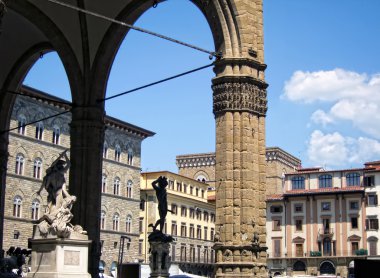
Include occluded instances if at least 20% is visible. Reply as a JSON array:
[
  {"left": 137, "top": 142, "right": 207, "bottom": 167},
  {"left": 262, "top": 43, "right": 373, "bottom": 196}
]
[
  {"left": 213, "top": 60, "right": 268, "bottom": 278},
  {"left": 69, "top": 106, "right": 105, "bottom": 278}
]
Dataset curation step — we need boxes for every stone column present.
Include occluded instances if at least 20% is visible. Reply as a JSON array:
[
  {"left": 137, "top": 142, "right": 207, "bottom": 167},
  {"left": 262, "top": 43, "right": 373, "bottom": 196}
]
[
  {"left": 69, "top": 106, "right": 105, "bottom": 277},
  {"left": 213, "top": 61, "right": 268, "bottom": 278}
]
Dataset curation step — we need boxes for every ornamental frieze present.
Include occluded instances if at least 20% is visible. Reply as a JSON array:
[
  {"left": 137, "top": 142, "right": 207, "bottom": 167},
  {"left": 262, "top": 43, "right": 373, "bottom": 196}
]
[{"left": 212, "top": 81, "right": 267, "bottom": 116}]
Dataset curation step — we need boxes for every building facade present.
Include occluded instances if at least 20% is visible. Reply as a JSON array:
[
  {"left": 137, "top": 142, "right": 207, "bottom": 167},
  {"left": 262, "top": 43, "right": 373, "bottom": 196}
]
[
  {"left": 5, "top": 86, "right": 154, "bottom": 275},
  {"left": 140, "top": 171, "right": 215, "bottom": 277},
  {"left": 176, "top": 147, "right": 301, "bottom": 196},
  {"left": 266, "top": 164, "right": 380, "bottom": 277}
]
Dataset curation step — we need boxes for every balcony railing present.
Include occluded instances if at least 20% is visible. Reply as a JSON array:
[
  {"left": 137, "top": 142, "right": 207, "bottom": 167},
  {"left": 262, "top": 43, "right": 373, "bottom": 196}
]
[{"left": 318, "top": 228, "right": 334, "bottom": 236}]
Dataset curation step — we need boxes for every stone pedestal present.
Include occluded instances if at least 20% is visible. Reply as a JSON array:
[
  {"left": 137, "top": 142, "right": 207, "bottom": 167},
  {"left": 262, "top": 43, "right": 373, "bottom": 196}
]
[
  {"left": 149, "top": 241, "right": 171, "bottom": 278},
  {"left": 27, "top": 238, "right": 91, "bottom": 278}
]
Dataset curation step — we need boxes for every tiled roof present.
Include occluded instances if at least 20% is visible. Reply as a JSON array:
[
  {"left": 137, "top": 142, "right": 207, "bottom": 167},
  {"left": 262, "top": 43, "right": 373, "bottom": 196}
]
[{"left": 266, "top": 186, "right": 364, "bottom": 201}]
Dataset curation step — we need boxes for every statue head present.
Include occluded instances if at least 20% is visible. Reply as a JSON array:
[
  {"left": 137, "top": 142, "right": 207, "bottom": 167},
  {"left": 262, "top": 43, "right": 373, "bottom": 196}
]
[
  {"left": 158, "top": 176, "right": 168, "bottom": 188},
  {"left": 55, "top": 160, "right": 66, "bottom": 170}
]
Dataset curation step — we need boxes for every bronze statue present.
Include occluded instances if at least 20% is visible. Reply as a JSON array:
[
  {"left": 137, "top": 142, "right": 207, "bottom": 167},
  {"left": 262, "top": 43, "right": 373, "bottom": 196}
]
[{"left": 150, "top": 176, "right": 172, "bottom": 232}]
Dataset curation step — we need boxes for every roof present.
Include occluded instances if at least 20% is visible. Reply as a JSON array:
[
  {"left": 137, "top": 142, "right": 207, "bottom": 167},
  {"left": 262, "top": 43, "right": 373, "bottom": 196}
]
[
  {"left": 267, "top": 186, "right": 364, "bottom": 201},
  {"left": 20, "top": 86, "right": 155, "bottom": 138}
]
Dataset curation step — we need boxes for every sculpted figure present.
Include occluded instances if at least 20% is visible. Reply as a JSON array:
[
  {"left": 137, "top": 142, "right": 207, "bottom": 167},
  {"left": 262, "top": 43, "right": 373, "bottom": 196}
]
[
  {"left": 36, "top": 150, "right": 86, "bottom": 238},
  {"left": 150, "top": 176, "right": 172, "bottom": 232}
]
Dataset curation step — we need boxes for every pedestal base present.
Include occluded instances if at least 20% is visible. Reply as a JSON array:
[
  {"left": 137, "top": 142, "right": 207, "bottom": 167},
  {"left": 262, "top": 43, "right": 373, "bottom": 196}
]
[
  {"left": 149, "top": 241, "right": 171, "bottom": 278},
  {"left": 27, "top": 238, "right": 91, "bottom": 278}
]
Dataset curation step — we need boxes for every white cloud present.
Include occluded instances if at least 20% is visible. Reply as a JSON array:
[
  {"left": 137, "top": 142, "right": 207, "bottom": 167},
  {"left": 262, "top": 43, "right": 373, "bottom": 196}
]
[
  {"left": 307, "top": 130, "right": 380, "bottom": 167},
  {"left": 284, "top": 68, "right": 380, "bottom": 139},
  {"left": 311, "top": 109, "right": 334, "bottom": 126}
]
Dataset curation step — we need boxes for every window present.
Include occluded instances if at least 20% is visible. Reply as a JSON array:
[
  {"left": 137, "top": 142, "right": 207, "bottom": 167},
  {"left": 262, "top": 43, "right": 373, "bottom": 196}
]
[
  {"left": 295, "top": 219, "right": 303, "bottom": 231},
  {"left": 114, "top": 145, "right": 121, "bottom": 162},
  {"left": 190, "top": 224, "right": 195, "bottom": 238},
  {"left": 364, "top": 176, "right": 375, "bottom": 187},
  {"left": 171, "top": 221, "right": 177, "bottom": 236},
  {"left": 319, "top": 174, "right": 332, "bottom": 188},
  {"left": 196, "top": 209, "right": 202, "bottom": 220},
  {"left": 292, "top": 176, "right": 305, "bottom": 190},
  {"left": 366, "top": 194, "right": 378, "bottom": 206},
  {"left": 140, "top": 200, "right": 145, "bottom": 211},
  {"left": 366, "top": 218, "right": 379, "bottom": 230},
  {"left": 321, "top": 202, "right": 331, "bottom": 211},
  {"left": 139, "top": 217, "right": 143, "bottom": 233},
  {"left": 183, "top": 184, "right": 187, "bottom": 193},
  {"left": 13, "top": 196, "right": 22, "bottom": 218},
  {"left": 351, "top": 217, "right": 358, "bottom": 229},
  {"left": 273, "top": 219, "right": 281, "bottom": 231},
  {"left": 52, "top": 125, "right": 60, "bottom": 145},
  {"left": 204, "top": 227, "right": 208, "bottom": 240},
  {"left": 204, "top": 248, "right": 209, "bottom": 263},
  {"left": 190, "top": 186, "right": 193, "bottom": 195},
  {"left": 102, "top": 174, "right": 107, "bottom": 193},
  {"left": 211, "top": 249, "right": 215, "bottom": 263},
  {"left": 346, "top": 172, "right": 360, "bottom": 186},
  {"left": 296, "top": 244, "right": 303, "bottom": 257},
  {"left": 126, "top": 180, "right": 133, "bottom": 198},
  {"left": 369, "top": 238, "right": 378, "bottom": 256},
  {"left": 181, "top": 206, "right": 187, "bottom": 217},
  {"left": 270, "top": 205, "right": 283, "bottom": 213},
  {"left": 196, "top": 188, "right": 199, "bottom": 196},
  {"left": 210, "top": 213, "right": 215, "bottom": 223},
  {"left": 127, "top": 147, "right": 133, "bottom": 165},
  {"left": 15, "top": 154, "right": 24, "bottom": 175},
  {"left": 351, "top": 242, "right": 359, "bottom": 255},
  {"left": 113, "top": 177, "right": 120, "bottom": 195},
  {"left": 190, "top": 245, "right": 195, "bottom": 262},
  {"left": 201, "top": 189, "right": 205, "bottom": 198},
  {"left": 103, "top": 143, "right": 108, "bottom": 158},
  {"left": 112, "top": 213, "right": 119, "bottom": 231},
  {"left": 31, "top": 200, "right": 40, "bottom": 220},
  {"left": 126, "top": 215, "right": 132, "bottom": 233},
  {"left": 139, "top": 240, "right": 143, "bottom": 256},
  {"left": 189, "top": 208, "right": 195, "bottom": 218},
  {"left": 204, "top": 211, "right": 209, "bottom": 222},
  {"left": 323, "top": 218, "right": 330, "bottom": 234},
  {"left": 17, "top": 115, "right": 26, "bottom": 135},
  {"left": 197, "top": 245, "right": 201, "bottom": 262},
  {"left": 171, "top": 204, "right": 178, "bottom": 215},
  {"left": 33, "top": 158, "right": 42, "bottom": 179},
  {"left": 210, "top": 228, "right": 215, "bottom": 241},
  {"left": 180, "top": 245, "right": 186, "bottom": 262},
  {"left": 100, "top": 211, "right": 106, "bottom": 229},
  {"left": 181, "top": 223, "right": 187, "bottom": 237},
  {"left": 171, "top": 245, "right": 176, "bottom": 261},
  {"left": 294, "top": 203, "right": 303, "bottom": 213},
  {"left": 273, "top": 239, "right": 281, "bottom": 258},
  {"left": 197, "top": 225, "right": 201, "bottom": 239},
  {"left": 350, "top": 201, "right": 359, "bottom": 210},
  {"left": 177, "top": 182, "right": 182, "bottom": 192},
  {"left": 35, "top": 122, "right": 43, "bottom": 140},
  {"left": 168, "top": 180, "right": 174, "bottom": 190}
]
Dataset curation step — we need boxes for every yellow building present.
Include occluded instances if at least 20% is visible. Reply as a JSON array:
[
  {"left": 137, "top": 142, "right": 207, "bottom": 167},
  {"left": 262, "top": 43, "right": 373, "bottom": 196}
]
[{"left": 140, "top": 171, "right": 215, "bottom": 276}]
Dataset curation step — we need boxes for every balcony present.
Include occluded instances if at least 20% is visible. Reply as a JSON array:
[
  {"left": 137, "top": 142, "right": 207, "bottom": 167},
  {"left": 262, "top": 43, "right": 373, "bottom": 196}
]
[{"left": 318, "top": 228, "right": 334, "bottom": 237}]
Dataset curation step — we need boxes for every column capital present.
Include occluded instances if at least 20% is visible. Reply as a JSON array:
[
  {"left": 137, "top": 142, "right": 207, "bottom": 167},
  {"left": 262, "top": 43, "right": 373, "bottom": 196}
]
[{"left": 212, "top": 76, "right": 268, "bottom": 117}]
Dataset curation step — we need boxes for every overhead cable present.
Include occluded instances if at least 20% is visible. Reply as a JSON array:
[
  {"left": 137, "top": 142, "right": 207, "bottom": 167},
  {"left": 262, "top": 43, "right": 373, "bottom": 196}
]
[
  {"left": 98, "top": 62, "right": 215, "bottom": 102},
  {"left": 44, "top": 0, "right": 222, "bottom": 59}
]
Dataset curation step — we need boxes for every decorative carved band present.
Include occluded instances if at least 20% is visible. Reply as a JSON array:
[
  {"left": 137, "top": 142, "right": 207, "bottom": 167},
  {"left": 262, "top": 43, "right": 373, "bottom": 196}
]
[{"left": 212, "top": 79, "right": 267, "bottom": 116}]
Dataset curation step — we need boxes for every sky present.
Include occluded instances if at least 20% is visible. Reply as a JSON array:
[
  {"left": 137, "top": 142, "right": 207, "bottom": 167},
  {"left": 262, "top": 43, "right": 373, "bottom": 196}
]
[{"left": 23, "top": 0, "right": 380, "bottom": 172}]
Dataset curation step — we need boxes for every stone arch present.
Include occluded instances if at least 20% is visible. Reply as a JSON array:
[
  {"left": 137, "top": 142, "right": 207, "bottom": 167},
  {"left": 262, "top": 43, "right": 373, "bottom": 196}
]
[
  {"left": 319, "top": 260, "right": 336, "bottom": 275},
  {"left": 194, "top": 170, "right": 210, "bottom": 182}
]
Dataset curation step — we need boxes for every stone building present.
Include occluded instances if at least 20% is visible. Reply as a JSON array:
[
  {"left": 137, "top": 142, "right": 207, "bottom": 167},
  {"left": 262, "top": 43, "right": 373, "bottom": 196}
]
[
  {"left": 4, "top": 86, "right": 154, "bottom": 275},
  {"left": 176, "top": 147, "right": 301, "bottom": 196},
  {"left": 140, "top": 171, "right": 215, "bottom": 277},
  {"left": 266, "top": 163, "right": 380, "bottom": 277}
]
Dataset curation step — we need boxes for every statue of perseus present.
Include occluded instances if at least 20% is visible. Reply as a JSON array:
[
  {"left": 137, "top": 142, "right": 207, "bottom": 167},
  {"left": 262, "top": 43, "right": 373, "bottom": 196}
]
[{"left": 36, "top": 150, "right": 86, "bottom": 239}]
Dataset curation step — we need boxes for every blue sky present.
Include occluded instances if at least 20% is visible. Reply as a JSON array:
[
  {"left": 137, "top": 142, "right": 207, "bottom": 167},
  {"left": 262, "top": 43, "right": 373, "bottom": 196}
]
[{"left": 24, "top": 0, "right": 380, "bottom": 172}]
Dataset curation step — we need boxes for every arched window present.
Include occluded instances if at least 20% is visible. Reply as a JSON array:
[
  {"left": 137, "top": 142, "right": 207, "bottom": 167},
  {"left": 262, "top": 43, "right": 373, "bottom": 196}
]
[
  {"left": 99, "top": 260, "right": 105, "bottom": 273},
  {"left": 127, "top": 147, "right": 133, "bottom": 165},
  {"left": 293, "top": 261, "right": 306, "bottom": 271},
  {"left": 33, "top": 158, "right": 42, "bottom": 179},
  {"left": 292, "top": 176, "right": 305, "bottom": 190},
  {"left": 115, "top": 145, "right": 121, "bottom": 162},
  {"left": 15, "top": 154, "right": 24, "bottom": 175},
  {"left": 13, "top": 196, "right": 22, "bottom": 218},
  {"left": 103, "top": 142, "right": 108, "bottom": 159},
  {"left": 319, "top": 174, "right": 332, "bottom": 188},
  {"left": 31, "top": 199, "right": 40, "bottom": 220},
  {"left": 102, "top": 174, "right": 107, "bottom": 193},
  {"left": 112, "top": 213, "right": 120, "bottom": 231},
  {"left": 52, "top": 125, "right": 60, "bottom": 145},
  {"left": 110, "top": 261, "right": 117, "bottom": 274},
  {"left": 113, "top": 177, "right": 120, "bottom": 195},
  {"left": 346, "top": 172, "right": 360, "bottom": 186},
  {"left": 35, "top": 122, "right": 44, "bottom": 140},
  {"left": 17, "top": 115, "right": 26, "bottom": 135},
  {"left": 126, "top": 180, "right": 133, "bottom": 198},
  {"left": 126, "top": 215, "right": 132, "bottom": 233},
  {"left": 100, "top": 210, "right": 106, "bottom": 230}
]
